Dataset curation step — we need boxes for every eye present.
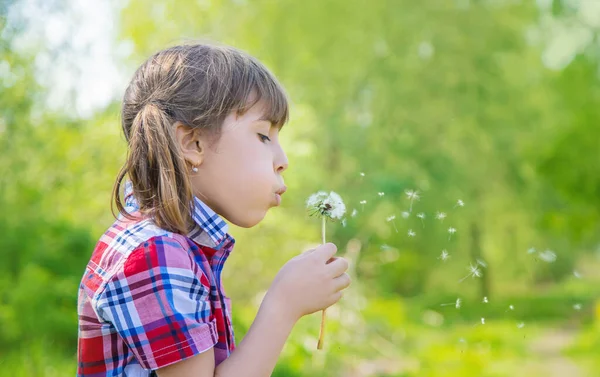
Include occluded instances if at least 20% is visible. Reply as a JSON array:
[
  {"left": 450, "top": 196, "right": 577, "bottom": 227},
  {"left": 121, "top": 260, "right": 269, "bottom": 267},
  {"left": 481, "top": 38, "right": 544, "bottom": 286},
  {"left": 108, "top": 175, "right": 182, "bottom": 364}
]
[{"left": 258, "top": 133, "right": 271, "bottom": 143}]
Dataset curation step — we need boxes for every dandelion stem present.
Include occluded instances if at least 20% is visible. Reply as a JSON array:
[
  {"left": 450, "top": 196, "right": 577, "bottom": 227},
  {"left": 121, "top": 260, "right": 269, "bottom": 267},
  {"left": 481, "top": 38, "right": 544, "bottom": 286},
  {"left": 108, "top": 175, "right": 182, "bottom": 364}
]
[
  {"left": 318, "top": 216, "right": 327, "bottom": 349},
  {"left": 392, "top": 221, "right": 398, "bottom": 233}
]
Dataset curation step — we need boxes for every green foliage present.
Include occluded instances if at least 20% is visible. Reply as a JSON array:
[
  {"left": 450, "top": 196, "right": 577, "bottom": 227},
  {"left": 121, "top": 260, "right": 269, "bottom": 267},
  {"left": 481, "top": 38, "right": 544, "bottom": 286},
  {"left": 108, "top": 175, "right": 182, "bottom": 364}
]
[{"left": 1, "top": 0, "right": 600, "bottom": 375}]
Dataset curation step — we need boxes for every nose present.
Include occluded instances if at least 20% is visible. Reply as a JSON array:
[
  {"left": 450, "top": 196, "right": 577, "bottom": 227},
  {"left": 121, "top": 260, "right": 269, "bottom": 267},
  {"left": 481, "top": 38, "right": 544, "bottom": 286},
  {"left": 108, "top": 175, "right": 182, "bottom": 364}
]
[{"left": 274, "top": 144, "right": 289, "bottom": 174}]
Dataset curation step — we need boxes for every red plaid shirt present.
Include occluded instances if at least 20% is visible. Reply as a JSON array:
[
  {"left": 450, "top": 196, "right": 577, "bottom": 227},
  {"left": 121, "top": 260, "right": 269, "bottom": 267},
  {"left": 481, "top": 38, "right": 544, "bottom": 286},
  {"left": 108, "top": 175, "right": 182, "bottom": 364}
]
[{"left": 77, "top": 188, "right": 236, "bottom": 376}]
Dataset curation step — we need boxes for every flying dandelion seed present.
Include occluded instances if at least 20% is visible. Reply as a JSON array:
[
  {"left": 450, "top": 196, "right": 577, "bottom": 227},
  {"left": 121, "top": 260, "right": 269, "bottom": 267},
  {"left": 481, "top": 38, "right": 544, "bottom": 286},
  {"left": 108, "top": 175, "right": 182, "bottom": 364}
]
[
  {"left": 401, "top": 211, "right": 410, "bottom": 219},
  {"left": 359, "top": 200, "right": 367, "bottom": 211},
  {"left": 539, "top": 249, "right": 557, "bottom": 263},
  {"left": 408, "top": 229, "right": 416, "bottom": 237},
  {"left": 378, "top": 192, "right": 385, "bottom": 197},
  {"left": 351, "top": 209, "right": 358, "bottom": 217},
  {"left": 380, "top": 244, "right": 393, "bottom": 251},
  {"left": 481, "top": 318, "right": 485, "bottom": 325},
  {"left": 448, "top": 227, "right": 457, "bottom": 240},
  {"left": 436, "top": 211, "right": 447, "bottom": 221},
  {"left": 438, "top": 249, "right": 450, "bottom": 262},
  {"left": 342, "top": 218, "right": 347, "bottom": 228},
  {"left": 476, "top": 258, "right": 487, "bottom": 268},
  {"left": 505, "top": 305, "right": 515, "bottom": 313},
  {"left": 574, "top": 304, "right": 582, "bottom": 311},
  {"left": 360, "top": 172, "right": 365, "bottom": 177},
  {"left": 483, "top": 297, "right": 489, "bottom": 303},
  {"left": 405, "top": 189, "right": 420, "bottom": 212},
  {"left": 441, "top": 298, "right": 462, "bottom": 309},
  {"left": 527, "top": 247, "right": 537, "bottom": 254},
  {"left": 386, "top": 215, "right": 398, "bottom": 233},
  {"left": 454, "top": 199, "right": 465, "bottom": 208},
  {"left": 417, "top": 212, "right": 426, "bottom": 228},
  {"left": 459, "top": 263, "right": 482, "bottom": 282},
  {"left": 517, "top": 322, "right": 525, "bottom": 329},
  {"left": 573, "top": 270, "right": 582, "bottom": 279}
]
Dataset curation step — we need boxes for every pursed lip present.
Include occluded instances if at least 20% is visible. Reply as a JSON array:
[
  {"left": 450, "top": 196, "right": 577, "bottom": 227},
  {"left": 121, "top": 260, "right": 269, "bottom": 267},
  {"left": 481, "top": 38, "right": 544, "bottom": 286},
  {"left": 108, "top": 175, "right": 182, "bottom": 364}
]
[{"left": 275, "top": 185, "right": 287, "bottom": 196}]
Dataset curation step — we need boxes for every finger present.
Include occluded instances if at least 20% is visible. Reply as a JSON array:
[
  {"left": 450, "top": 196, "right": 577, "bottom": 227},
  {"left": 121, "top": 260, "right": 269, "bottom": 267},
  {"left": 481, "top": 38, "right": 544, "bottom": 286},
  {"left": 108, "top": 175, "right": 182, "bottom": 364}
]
[
  {"left": 326, "top": 257, "right": 349, "bottom": 277},
  {"left": 332, "top": 273, "right": 351, "bottom": 292},
  {"left": 314, "top": 243, "right": 337, "bottom": 261},
  {"left": 327, "top": 291, "right": 344, "bottom": 307}
]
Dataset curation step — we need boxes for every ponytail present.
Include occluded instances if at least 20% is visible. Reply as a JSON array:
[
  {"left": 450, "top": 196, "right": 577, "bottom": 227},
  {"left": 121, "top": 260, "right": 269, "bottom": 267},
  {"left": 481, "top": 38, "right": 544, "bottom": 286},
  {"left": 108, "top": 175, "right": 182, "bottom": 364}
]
[{"left": 112, "top": 102, "right": 193, "bottom": 234}]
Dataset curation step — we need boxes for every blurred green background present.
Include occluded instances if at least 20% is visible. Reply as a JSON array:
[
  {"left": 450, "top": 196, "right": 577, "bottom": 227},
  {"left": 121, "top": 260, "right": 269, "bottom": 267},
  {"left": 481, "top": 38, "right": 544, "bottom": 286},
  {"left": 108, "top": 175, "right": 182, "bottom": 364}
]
[{"left": 1, "top": 0, "right": 599, "bottom": 376}]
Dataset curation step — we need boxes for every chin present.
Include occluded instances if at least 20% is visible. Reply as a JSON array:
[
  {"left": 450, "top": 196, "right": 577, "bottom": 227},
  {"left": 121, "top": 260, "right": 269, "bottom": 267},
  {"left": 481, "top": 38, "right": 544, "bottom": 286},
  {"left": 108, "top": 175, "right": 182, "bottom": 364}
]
[{"left": 229, "top": 211, "right": 266, "bottom": 228}]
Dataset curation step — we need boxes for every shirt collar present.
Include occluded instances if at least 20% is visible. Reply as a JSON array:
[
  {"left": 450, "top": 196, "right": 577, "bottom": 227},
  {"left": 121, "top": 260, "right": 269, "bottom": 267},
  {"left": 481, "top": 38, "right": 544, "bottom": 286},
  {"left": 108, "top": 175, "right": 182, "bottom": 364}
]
[{"left": 123, "top": 181, "right": 232, "bottom": 250}]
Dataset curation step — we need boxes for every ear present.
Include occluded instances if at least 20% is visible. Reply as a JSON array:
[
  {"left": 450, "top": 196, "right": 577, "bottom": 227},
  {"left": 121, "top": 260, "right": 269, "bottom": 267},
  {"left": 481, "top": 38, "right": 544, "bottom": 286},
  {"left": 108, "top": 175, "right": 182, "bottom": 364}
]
[{"left": 174, "top": 122, "right": 205, "bottom": 166}]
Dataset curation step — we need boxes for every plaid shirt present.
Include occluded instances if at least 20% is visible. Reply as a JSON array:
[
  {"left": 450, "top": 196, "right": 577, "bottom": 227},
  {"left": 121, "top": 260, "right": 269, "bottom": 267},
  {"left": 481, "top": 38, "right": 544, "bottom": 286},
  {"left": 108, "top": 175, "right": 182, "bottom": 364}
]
[{"left": 77, "top": 184, "right": 236, "bottom": 376}]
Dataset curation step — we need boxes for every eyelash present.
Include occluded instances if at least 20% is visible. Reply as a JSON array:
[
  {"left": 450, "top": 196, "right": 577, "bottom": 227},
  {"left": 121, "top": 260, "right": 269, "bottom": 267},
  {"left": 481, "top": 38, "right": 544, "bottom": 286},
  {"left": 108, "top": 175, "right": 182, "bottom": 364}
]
[{"left": 258, "top": 133, "right": 271, "bottom": 143}]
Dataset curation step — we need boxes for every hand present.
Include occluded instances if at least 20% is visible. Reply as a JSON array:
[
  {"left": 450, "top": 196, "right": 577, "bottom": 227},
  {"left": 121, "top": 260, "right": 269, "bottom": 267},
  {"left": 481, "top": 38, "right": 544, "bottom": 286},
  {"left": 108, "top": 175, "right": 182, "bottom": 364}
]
[{"left": 264, "top": 243, "right": 351, "bottom": 323}]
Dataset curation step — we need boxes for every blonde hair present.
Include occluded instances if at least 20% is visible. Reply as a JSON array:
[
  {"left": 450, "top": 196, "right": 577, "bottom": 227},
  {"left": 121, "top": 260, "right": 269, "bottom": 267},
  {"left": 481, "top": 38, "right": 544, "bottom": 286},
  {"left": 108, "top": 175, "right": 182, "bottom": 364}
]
[{"left": 113, "top": 43, "right": 289, "bottom": 234}]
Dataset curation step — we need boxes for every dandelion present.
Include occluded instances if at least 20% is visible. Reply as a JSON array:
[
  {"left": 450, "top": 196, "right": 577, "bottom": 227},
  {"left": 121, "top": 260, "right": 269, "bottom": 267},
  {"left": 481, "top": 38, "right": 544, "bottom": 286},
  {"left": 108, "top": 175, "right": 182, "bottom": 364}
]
[
  {"left": 517, "top": 322, "right": 525, "bottom": 329},
  {"left": 574, "top": 304, "right": 582, "bottom": 311},
  {"left": 538, "top": 249, "right": 557, "bottom": 263},
  {"left": 483, "top": 296, "right": 489, "bottom": 303},
  {"left": 441, "top": 298, "right": 461, "bottom": 309},
  {"left": 306, "top": 191, "right": 346, "bottom": 350},
  {"left": 359, "top": 200, "right": 367, "bottom": 211},
  {"left": 459, "top": 263, "right": 482, "bottom": 282},
  {"left": 351, "top": 209, "right": 358, "bottom": 217},
  {"left": 454, "top": 199, "right": 465, "bottom": 208},
  {"left": 405, "top": 189, "right": 420, "bottom": 212},
  {"left": 408, "top": 229, "right": 416, "bottom": 237},
  {"left": 401, "top": 211, "right": 410, "bottom": 219},
  {"left": 438, "top": 249, "right": 450, "bottom": 262},
  {"left": 417, "top": 212, "right": 426, "bottom": 228},
  {"left": 435, "top": 211, "right": 447, "bottom": 221},
  {"left": 448, "top": 227, "right": 457, "bottom": 240},
  {"left": 378, "top": 192, "right": 385, "bottom": 197},
  {"left": 386, "top": 215, "right": 398, "bottom": 233}
]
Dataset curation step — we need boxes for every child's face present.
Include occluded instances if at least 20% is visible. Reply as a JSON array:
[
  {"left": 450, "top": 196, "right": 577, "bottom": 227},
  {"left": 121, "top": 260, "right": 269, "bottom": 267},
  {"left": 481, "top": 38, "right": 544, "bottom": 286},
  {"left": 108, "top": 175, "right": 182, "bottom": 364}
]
[{"left": 191, "top": 101, "right": 289, "bottom": 228}]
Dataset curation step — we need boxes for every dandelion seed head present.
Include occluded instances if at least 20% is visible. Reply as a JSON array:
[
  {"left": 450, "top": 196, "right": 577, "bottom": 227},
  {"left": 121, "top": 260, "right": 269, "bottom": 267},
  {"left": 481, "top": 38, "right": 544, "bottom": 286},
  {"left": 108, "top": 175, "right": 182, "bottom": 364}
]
[
  {"left": 539, "top": 249, "right": 557, "bottom": 263},
  {"left": 306, "top": 191, "right": 346, "bottom": 220},
  {"left": 401, "top": 211, "right": 410, "bottom": 219},
  {"left": 405, "top": 189, "right": 420, "bottom": 201},
  {"left": 408, "top": 229, "right": 416, "bottom": 237},
  {"left": 436, "top": 212, "right": 447, "bottom": 221},
  {"left": 386, "top": 215, "right": 396, "bottom": 222},
  {"left": 468, "top": 264, "right": 482, "bottom": 278},
  {"left": 439, "top": 249, "right": 450, "bottom": 261}
]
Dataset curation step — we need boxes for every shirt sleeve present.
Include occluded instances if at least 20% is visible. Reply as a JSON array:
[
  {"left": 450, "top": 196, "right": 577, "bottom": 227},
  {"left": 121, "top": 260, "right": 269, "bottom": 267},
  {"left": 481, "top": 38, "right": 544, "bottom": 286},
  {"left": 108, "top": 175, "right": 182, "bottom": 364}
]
[{"left": 97, "top": 235, "right": 218, "bottom": 370}]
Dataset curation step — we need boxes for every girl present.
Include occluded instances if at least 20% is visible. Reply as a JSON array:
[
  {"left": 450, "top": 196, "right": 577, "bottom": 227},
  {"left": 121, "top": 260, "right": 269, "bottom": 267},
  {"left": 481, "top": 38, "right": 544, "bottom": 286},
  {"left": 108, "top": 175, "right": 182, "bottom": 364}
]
[{"left": 76, "top": 43, "right": 351, "bottom": 377}]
